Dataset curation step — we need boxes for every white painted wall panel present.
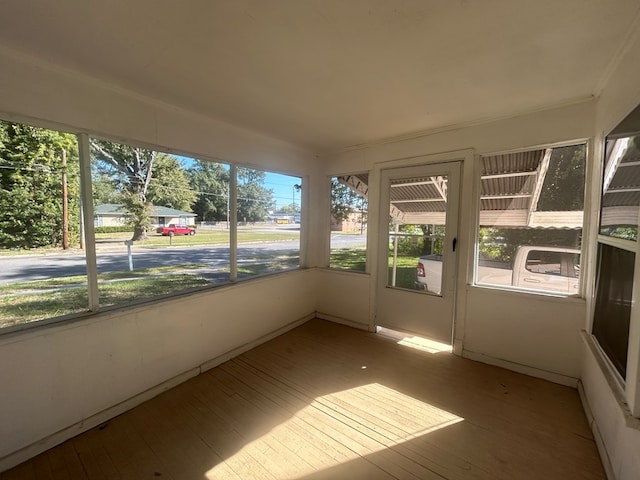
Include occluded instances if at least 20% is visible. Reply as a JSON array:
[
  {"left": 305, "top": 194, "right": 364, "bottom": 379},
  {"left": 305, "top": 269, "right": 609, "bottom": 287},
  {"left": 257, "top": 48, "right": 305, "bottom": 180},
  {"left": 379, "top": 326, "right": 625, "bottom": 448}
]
[
  {"left": 0, "top": 47, "right": 316, "bottom": 174},
  {"left": 582, "top": 24, "right": 640, "bottom": 480},
  {"left": 323, "top": 102, "right": 595, "bottom": 383},
  {"left": 581, "top": 338, "right": 640, "bottom": 480},
  {"left": 463, "top": 287, "right": 585, "bottom": 382},
  {"left": 0, "top": 46, "right": 324, "bottom": 470},
  {"left": 316, "top": 270, "right": 371, "bottom": 329},
  {"left": 327, "top": 100, "right": 595, "bottom": 174},
  {"left": 0, "top": 269, "right": 316, "bottom": 465}
]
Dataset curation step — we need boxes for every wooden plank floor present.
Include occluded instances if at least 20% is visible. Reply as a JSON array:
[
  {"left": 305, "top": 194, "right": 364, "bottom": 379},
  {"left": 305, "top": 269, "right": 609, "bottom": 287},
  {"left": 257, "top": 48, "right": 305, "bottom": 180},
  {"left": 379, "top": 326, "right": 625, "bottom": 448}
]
[{"left": 2, "top": 319, "right": 605, "bottom": 480}]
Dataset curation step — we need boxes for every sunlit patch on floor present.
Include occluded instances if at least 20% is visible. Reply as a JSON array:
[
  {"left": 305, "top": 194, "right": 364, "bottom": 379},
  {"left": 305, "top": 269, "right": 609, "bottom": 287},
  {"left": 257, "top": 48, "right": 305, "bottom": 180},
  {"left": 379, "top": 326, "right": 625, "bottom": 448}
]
[
  {"left": 205, "top": 383, "right": 463, "bottom": 479},
  {"left": 376, "top": 326, "right": 453, "bottom": 354}
]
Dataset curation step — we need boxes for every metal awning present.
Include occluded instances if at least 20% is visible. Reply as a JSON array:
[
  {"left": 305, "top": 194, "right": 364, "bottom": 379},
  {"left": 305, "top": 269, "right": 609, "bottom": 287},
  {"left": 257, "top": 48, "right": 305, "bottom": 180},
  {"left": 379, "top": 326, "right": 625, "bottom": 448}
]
[
  {"left": 337, "top": 148, "right": 583, "bottom": 228},
  {"left": 601, "top": 137, "right": 640, "bottom": 227}
]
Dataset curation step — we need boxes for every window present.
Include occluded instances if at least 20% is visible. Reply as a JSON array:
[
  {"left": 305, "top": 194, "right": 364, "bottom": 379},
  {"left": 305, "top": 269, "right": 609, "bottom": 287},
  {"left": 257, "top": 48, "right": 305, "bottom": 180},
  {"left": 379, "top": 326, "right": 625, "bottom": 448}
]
[
  {"left": 387, "top": 176, "right": 448, "bottom": 294},
  {"left": 236, "top": 168, "right": 301, "bottom": 278},
  {"left": 89, "top": 139, "right": 228, "bottom": 308},
  {"left": 0, "top": 120, "right": 304, "bottom": 332},
  {"left": 476, "top": 144, "right": 586, "bottom": 295},
  {"left": 525, "top": 250, "right": 562, "bottom": 275},
  {"left": 599, "top": 135, "right": 640, "bottom": 241},
  {"left": 329, "top": 175, "right": 368, "bottom": 271},
  {"left": 524, "top": 249, "right": 580, "bottom": 277},
  {"left": 593, "top": 130, "right": 640, "bottom": 381},
  {"left": 0, "top": 120, "right": 87, "bottom": 328},
  {"left": 592, "top": 243, "right": 634, "bottom": 378}
]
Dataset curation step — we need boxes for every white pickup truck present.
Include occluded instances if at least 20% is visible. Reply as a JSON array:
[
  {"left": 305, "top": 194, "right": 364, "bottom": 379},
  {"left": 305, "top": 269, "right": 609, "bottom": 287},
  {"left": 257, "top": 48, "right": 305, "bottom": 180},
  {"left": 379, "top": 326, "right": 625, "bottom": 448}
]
[
  {"left": 510, "top": 246, "right": 580, "bottom": 294},
  {"left": 416, "top": 245, "right": 580, "bottom": 295}
]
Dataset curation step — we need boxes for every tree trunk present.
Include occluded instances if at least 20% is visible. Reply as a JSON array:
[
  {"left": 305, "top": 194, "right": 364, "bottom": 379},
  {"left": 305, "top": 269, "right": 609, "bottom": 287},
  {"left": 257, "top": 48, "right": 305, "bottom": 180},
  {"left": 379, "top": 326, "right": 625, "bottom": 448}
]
[{"left": 132, "top": 226, "right": 147, "bottom": 241}]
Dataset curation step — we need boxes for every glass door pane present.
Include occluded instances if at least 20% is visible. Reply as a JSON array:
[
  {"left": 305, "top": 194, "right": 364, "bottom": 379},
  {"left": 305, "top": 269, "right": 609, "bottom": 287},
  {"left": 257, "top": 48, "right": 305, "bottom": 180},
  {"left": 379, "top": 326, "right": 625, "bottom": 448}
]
[{"left": 387, "top": 175, "right": 448, "bottom": 295}]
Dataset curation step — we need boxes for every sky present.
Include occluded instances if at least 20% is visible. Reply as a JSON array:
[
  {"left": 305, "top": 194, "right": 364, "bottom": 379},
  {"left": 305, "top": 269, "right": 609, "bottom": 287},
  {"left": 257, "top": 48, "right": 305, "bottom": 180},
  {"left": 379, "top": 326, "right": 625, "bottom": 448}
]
[{"left": 263, "top": 172, "right": 302, "bottom": 210}]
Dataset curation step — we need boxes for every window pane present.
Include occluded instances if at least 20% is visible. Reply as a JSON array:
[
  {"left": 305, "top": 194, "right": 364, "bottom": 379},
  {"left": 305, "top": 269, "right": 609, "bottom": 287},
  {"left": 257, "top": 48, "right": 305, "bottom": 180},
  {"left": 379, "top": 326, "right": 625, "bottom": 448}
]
[
  {"left": 592, "top": 243, "right": 634, "bottom": 379},
  {"left": 237, "top": 168, "right": 300, "bottom": 278},
  {"left": 387, "top": 175, "right": 448, "bottom": 295},
  {"left": 90, "top": 139, "right": 229, "bottom": 307},
  {"left": 476, "top": 144, "right": 585, "bottom": 295},
  {"left": 525, "top": 250, "right": 562, "bottom": 275},
  {"left": 0, "top": 120, "right": 87, "bottom": 328},
  {"left": 330, "top": 175, "right": 367, "bottom": 271},
  {"left": 600, "top": 136, "right": 640, "bottom": 242}
]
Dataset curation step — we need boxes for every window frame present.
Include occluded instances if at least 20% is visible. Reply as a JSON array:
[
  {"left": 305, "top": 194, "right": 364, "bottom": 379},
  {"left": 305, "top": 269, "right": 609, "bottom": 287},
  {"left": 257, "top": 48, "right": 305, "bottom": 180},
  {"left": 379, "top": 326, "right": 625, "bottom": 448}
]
[
  {"left": 328, "top": 173, "right": 369, "bottom": 273},
  {"left": 473, "top": 140, "right": 588, "bottom": 298},
  {"left": 0, "top": 122, "right": 305, "bottom": 335},
  {"left": 592, "top": 131, "right": 640, "bottom": 417}
]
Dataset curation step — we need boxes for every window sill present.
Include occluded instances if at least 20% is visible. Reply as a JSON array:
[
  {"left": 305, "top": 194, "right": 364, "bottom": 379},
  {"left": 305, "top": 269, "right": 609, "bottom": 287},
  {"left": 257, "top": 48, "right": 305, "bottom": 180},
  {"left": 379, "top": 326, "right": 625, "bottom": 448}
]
[
  {"left": 582, "top": 331, "right": 640, "bottom": 430},
  {"left": 469, "top": 283, "right": 585, "bottom": 304},
  {"left": 0, "top": 268, "right": 308, "bottom": 341}
]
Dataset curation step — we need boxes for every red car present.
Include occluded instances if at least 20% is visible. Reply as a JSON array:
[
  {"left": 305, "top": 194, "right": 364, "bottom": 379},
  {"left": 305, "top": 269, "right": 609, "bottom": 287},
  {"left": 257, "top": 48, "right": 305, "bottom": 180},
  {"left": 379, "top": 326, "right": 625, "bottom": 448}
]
[{"left": 156, "top": 224, "right": 196, "bottom": 236}]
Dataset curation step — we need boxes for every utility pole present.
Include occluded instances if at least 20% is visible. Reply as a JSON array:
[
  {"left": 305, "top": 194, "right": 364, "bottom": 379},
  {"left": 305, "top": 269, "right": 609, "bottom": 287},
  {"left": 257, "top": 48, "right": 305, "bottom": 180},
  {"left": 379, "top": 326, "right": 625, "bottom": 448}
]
[{"left": 61, "top": 149, "right": 69, "bottom": 250}]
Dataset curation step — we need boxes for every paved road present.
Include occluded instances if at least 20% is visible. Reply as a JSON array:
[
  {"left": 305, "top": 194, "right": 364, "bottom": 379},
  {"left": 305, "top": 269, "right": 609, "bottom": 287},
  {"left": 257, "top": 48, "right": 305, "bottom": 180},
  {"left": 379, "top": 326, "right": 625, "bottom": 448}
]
[{"left": 0, "top": 234, "right": 367, "bottom": 285}]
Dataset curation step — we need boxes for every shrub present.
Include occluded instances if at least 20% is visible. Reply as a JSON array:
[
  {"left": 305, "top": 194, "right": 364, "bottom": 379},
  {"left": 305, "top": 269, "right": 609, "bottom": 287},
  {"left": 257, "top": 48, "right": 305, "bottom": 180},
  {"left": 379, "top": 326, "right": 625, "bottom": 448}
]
[{"left": 94, "top": 226, "right": 134, "bottom": 234}]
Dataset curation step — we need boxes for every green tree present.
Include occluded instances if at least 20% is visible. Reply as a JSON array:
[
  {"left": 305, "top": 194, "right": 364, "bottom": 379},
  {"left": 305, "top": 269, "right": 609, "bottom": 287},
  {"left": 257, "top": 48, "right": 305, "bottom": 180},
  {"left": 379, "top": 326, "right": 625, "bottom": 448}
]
[
  {"left": 331, "top": 178, "right": 366, "bottom": 223},
  {"left": 538, "top": 144, "right": 586, "bottom": 211},
  {"left": 0, "top": 121, "right": 80, "bottom": 249},
  {"left": 480, "top": 144, "right": 586, "bottom": 262},
  {"left": 92, "top": 172, "right": 121, "bottom": 205},
  {"left": 92, "top": 149, "right": 195, "bottom": 215},
  {"left": 147, "top": 153, "right": 197, "bottom": 211},
  {"left": 90, "top": 140, "right": 156, "bottom": 240},
  {"left": 279, "top": 204, "right": 297, "bottom": 214},
  {"left": 479, "top": 227, "right": 580, "bottom": 263},
  {"left": 237, "top": 167, "right": 273, "bottom": 222},
  {"left": 187, "top": 160, "right": 230, "bottom": 222}
]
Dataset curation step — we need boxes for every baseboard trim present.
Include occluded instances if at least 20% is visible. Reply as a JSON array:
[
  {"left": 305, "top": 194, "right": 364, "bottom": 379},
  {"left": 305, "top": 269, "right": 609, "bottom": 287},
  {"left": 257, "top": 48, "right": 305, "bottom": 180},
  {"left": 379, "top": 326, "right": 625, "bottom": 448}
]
[
  {"left": 315, "top": 312, "right": 371, "bottom": 331},
  {"left": 462, "top": 349, "right": 578, "bottom": 387},
  {"left": 578, "top": 379, "right": 615, "bottom": 480},
  {"left": 200, "top": 313, "right": 314, "bottom": 372},
  {"left": 0, "top": 367, "right": 200, "bottom": 473},
  {"left": 0, "top": 313, "right": 315, "bottom": 474}
]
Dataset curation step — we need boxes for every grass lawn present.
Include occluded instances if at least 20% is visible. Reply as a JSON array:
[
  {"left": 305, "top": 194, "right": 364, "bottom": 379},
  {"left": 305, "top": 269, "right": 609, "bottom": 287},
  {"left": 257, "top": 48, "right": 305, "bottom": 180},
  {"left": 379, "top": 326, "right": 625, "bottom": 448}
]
[
  {"left": 0, "top": 229, "right": 305, "bottom": 328},
  {"left": 329, "top": 248, "right": 367, "bottom": 271},
  {"left": 237, "top": 248, "right": 415, "bottom": 286},
  {"left": 237, "top": 255, "right": 299, "bottom": 277},
  {"left": 0, "top": 266, "right": 211, "bottom": 328},
  {"left": 329, "top": 248, "right": 418, "bottom": 290},
  {"left": 0, "top": 230, "right": 301, "bottom": 256},
  {"left": 0, "top": 238, "right": 423, "bottom": 328},
  {"left": 97, "top": 230, "right": 299, "bottom": 248},
  {"left": 388, "top": 255, "right": 420, "bottom": 290}
]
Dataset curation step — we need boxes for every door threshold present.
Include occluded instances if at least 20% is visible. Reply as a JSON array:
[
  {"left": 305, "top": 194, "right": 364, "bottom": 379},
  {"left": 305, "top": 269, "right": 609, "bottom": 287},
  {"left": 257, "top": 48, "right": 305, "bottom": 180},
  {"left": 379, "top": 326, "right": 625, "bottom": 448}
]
[{"left": 376, "top": 326, "right": 452, "bottom": 354}]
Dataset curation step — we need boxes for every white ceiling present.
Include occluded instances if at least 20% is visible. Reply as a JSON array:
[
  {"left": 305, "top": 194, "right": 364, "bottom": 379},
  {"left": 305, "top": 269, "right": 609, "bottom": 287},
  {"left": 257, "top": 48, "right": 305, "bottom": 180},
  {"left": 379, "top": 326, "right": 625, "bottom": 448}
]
[{"left": 1, "top": 1, "right": 639, "bottom": 152}]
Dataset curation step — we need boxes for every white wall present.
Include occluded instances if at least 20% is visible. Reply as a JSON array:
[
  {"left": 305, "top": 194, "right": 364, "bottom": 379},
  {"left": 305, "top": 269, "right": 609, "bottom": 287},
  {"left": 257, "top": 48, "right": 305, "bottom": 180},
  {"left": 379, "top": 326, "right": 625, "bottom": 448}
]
[
  {"left": 320, "top": 100, "right": 595, "bottom": 386},
  {"left": 0, "top": 269, "right": 317, "bottom": 470},
  {"left": 580, "top": 26, "right": 640, "bottom": 480},
  {"left": 315, "top": 269, "right": 371, "bottom": 329},
  {"left": 0, "top": 46, "right": 317, "bottom": 174},
  {"left": 582, "top": 336, "right": 640, "bottom": 480},
  {"left": 326, "top": 100, "right": 595, "bottom": 172},
  {"left": 0, "top": 45, "right": 323, "bottom": 471},
  {"left": 463, "top": 287, "right": 586, "bottom": 384},
  {"left": 1, "top": 29, "right": 638, "bottom": 478}
]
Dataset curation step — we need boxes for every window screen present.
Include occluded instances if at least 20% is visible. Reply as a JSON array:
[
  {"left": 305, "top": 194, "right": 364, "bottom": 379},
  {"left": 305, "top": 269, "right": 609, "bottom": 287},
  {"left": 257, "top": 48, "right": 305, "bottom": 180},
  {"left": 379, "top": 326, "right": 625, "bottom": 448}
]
[
  {"left": 592, "top": 243, "right": 634, "bottom": 379},
  {"left": 476, "top": 144, "right": 585, "bottom": 295}
]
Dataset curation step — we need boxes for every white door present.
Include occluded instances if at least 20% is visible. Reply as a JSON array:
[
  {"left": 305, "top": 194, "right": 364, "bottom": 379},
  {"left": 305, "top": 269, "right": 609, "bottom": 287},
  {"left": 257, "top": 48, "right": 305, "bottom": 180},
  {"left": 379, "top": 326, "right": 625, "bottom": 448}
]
[{"left": 377, "top": 162, "right": 461, "bottom": 343}]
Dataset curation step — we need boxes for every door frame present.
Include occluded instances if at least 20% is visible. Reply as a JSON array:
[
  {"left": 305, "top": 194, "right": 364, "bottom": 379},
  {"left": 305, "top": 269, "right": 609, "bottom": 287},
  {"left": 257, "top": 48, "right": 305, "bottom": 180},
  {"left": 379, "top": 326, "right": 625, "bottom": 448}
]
[
  {"left": 367, "top": 150, "right": 476, "bottom": 352},
  {"left": 376, "top": 161, "right": 460, "bottom": 342}
]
